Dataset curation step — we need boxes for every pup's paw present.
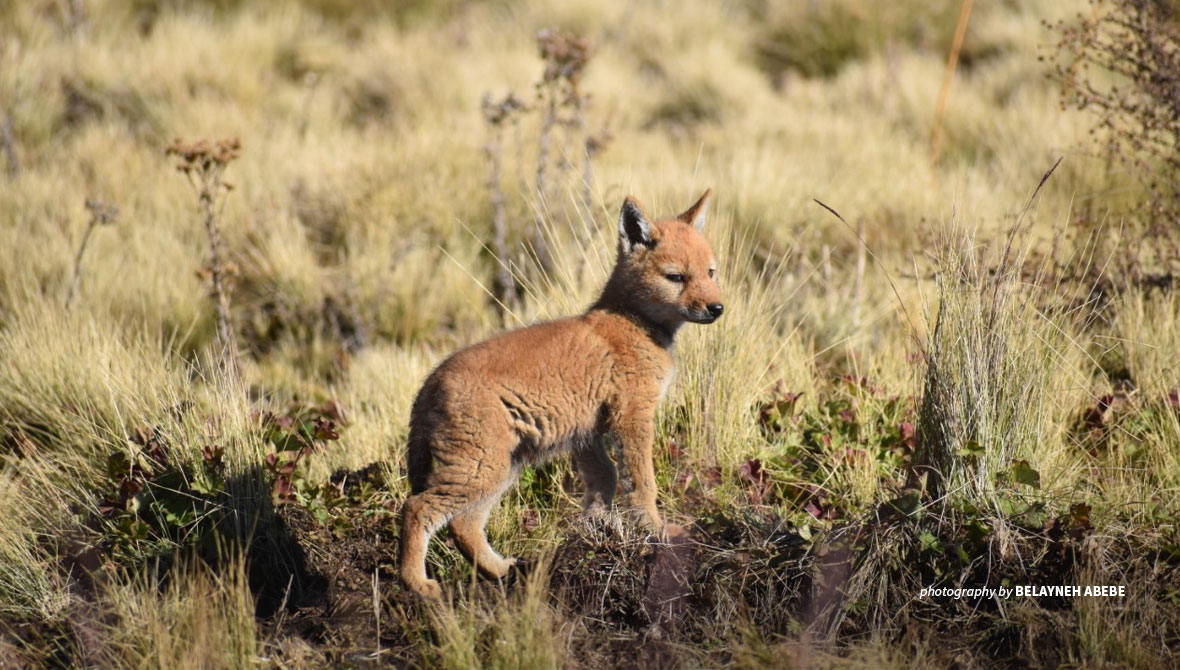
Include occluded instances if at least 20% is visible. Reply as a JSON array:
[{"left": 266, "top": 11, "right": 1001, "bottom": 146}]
[
  {"left": 659, "top": 522, "right": 686, "bottom": 541},
  {"left": 409, "top": 578, "right": 443, "bottom": 600}
]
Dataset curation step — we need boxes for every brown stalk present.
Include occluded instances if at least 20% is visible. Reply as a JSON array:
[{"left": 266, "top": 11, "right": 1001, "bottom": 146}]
[
  {"left": 165, "top": 138, "right": 242, "bottom": 371},
  {"left": 930, "top": 0, "right": 975, "bottom": 168},
  {"left": 65, "top": 198, "right": 118, "bottom": 310},
  {"left": 482, "top": 93, "right": 527, "bottom": 309}
]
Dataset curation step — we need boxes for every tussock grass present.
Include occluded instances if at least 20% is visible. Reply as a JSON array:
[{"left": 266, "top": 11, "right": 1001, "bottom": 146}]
[
  {"left": 426, "top": 554, "right": 565, "bottom": 670},
  {"left": 0, "top": 519, "right": 66, "bottom": 621},
  {"left": 96, "top": 558, "right": 260, "bottom": 670},
  {"left": 916, "top": 226, "right": 1073, "bottom": 502}
]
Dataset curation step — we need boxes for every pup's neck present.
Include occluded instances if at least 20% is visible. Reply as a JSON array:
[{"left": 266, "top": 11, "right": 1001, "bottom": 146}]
[{"left": 591, "top": 271, "right": 681, "bottom": 349}]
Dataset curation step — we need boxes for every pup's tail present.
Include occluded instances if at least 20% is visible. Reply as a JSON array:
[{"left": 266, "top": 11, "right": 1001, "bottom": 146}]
[{"left": 406, "top": 428, "right": 432, "bottom": 495}]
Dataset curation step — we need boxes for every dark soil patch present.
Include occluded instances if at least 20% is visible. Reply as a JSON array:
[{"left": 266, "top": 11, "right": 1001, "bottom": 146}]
[{"left": 264, "top": 464, "right": 418, "bottom": 666}]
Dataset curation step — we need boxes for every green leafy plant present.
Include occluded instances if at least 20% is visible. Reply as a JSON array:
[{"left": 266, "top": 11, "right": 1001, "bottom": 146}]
[
  {"left": 98, "top": 427, "right": 227, "bottom": 563},
  {"left": 259, "top": 401, "right": 346, "bottom": 507}
]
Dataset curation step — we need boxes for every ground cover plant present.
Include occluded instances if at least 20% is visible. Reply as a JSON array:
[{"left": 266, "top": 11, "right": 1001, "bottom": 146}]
[{"left": 2, "top": 0, "right": 1180, "bottom": 667}]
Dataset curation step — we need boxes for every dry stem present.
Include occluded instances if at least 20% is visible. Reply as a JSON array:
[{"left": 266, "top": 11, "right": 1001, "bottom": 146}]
[{"left": 64, "top": 198, "right": 118, "bottom": 310}]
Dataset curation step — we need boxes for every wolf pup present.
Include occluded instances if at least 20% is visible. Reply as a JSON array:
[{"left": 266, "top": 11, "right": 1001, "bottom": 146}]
[{"left": 400, "top": 190, "right": 723, "bottom": 598}]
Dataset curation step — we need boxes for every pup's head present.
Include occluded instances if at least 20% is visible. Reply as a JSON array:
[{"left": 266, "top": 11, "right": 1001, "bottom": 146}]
[{"left": 613, "top": 189, "right": 723, "bottom": 329}]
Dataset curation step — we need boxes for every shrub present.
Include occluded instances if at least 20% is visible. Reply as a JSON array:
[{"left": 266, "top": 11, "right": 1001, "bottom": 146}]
[{"left": 1051, "top": 0, "right": 1180, "bottom": 227}]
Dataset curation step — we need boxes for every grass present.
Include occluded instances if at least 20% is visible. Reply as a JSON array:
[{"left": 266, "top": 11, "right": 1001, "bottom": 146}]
[{"left": 1, "top": 0, "right": 1179, "bottom": 667}]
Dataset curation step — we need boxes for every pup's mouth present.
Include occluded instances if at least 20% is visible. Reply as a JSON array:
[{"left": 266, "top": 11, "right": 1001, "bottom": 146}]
[{"left": 683, "top": 310, "right": 719, "bottom": 324}]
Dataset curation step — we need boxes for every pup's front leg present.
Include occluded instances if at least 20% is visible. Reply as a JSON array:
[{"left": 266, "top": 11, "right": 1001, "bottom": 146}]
[{"left": 616, "top": 409, "right": 665, "bottom": 534}]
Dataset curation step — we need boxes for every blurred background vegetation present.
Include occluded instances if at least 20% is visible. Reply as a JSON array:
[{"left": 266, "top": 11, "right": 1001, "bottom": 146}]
[{"left": 2, "top": 0, "right": 1180, "bottom": 667}]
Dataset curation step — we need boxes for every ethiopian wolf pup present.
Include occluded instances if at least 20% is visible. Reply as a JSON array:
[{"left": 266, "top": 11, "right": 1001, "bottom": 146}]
[{"left": 400, "top": 190, "right": 723, "bottom": 598}]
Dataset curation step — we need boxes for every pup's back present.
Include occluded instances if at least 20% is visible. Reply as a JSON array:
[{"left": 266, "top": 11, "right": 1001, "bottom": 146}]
[{"left": 406, "top": 315, "right": 621, "bottom": 493}]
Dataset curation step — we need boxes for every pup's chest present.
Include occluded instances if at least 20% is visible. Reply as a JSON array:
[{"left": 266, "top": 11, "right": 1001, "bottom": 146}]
[{"left": 658, "top": 366, "right": 676, "bottom": 402}]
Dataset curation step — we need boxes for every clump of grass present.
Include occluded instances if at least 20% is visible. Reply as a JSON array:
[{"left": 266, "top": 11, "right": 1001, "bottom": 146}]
[
  {"left": 425, "top": 553, "right": 565, "bottom": 670},
  {"left": 98, "top": 557, "right": 259, "bottom": 670},
  {"left": 912, "top": 160, "right": 1081, "bottom": 509},
  {"left": 913, "top": 180, "right": 1087, "bottom": 520},
  {"left": 915, "top": 231, "right": 1063, "bottom": 502},
  {"left": 165, "top": 137, "right": 242, "bottom": 369},
  {"left": 0, "top": 519, "right": 66, "bottom": 620}
]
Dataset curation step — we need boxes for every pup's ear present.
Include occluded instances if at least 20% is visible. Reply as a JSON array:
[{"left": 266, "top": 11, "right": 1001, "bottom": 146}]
[
  {"left": 677, "top": 188, "right": 712, "bottom": 232},
  {"left": 619, "top": 196, "right": 656, "bottom": 253}
]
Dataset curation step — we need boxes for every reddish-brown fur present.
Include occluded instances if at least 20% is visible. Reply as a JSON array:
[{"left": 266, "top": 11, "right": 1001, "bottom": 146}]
[{"left": 400, "top": 190, "right": 723, "bottom": 598}]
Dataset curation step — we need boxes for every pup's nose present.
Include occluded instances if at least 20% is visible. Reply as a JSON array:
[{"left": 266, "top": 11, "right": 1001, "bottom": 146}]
[{"left": 707, "top": 303, "right": 724, "bottom": 319}]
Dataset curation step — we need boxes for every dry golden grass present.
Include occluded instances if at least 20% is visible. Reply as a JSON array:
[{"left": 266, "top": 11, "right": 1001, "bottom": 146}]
[{"left": 2, "top": 0, "right": 1178, "bottom": 667}]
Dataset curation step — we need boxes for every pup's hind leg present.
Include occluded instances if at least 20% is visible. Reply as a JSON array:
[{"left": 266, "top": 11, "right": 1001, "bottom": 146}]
[
  {"left": 575, "top": 439, "right": 617, "bottom": 516},
  {"left": 401, "top": 434, "right": 517, "bottom": 597},
  {"left": 400, "top": 488, "right": 468, "bottom": 599},
  {"left": 449, "top": 475, "right": 517, "bottom": 579}
]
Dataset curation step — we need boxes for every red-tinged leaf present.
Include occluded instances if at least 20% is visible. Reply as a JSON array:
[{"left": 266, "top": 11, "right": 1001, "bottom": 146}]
[
  {"left": 838, "top": 409, "right": 856, "bottom": 424},
  {"left": 1168, "top": 389, "right": 1180, "bottom": 408},
  {"left": 899, "top": 422, "right": 916, "bottom": 448},
  {"left": 739, "top": 458, "right": 764, "bottom": 486},
  {"left": 313, "top": 418, "right": 339, "bottom": 442},
  {"left": 319, "top": 401, "right": 349, "bottom": 424},
  {"left": 837, "top": 375, "right": 880, "bottom": 394},
  {"left": 667, "top": 440, "right": 683, "bottom": 460},
  {"left": 699, "top": 466, "right": 722, "bottom": 489},
  {"left": 272, "top": 478, "right": 296, "bottom": 505},
  {"left": 1070, "top": 503, "right": 1092, "bottom": 529},
  {"left": 1083, "top": 394, "right": 1115, "bottom": 431},
  {"left": 118, "top": 477, "right": 143, "bottom": 501},
  {"left": 144, "top": 443, "right": 168, "bottom": 467},
  {"left": 838, "top": 448, "right": 867, "bottom": 465},
  {"left": 804, "top": 501, "right": 823, "bottom": 519},
  {"left": 738, "top": 459, "right": 768, "bottom": 504},
  {"left": 132, "top": 426, "right": 154, "bottom": 446},
  {"left": 200, "top": 444, "right": 224, "bottom": 467}
]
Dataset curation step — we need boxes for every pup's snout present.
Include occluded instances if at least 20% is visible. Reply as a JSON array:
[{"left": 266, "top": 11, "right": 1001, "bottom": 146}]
[{"left": 707, "top": 303, "right": 724, "bottom": 319}]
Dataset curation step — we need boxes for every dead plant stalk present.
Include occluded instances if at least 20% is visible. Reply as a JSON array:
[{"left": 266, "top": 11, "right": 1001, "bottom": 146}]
[
  {"left": 931, "top": 0, "right": 975, "bottom": 168},
  {"left": 482, "top": 93, "right": 527, "bottom": 309},
  {"left": 165, "top": 138, "right": 242, "bottom": 368},
  {"left": 65, "top": 198, "right": 118, "bottom": 310}
]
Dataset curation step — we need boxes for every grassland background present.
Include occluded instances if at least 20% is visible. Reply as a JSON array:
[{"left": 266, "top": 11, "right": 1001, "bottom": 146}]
[{"left": 1, "top": 0, "right": 1179, "bottom": 668}]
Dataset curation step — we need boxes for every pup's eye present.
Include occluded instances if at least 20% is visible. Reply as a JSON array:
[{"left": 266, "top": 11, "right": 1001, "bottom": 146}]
[
  {"left": 665, "top": 273, "right": 686, "bottom": 283},
  {"left": 708, "top": 268, "right": 715, "bottom": 278}
]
